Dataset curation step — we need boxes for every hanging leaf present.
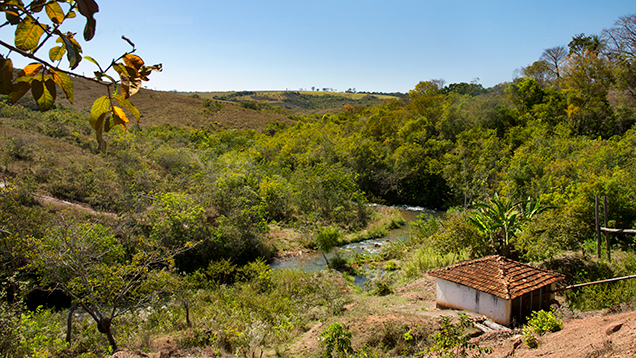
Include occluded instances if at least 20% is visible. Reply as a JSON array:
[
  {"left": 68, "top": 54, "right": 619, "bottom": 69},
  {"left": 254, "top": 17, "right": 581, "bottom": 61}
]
[
  {"left": 22, "top": 63, "right": 43, "bottom": 76},
  {"left": 90, "top": 96, "right": 111, "bottom": 130},
  {"left": 113, "top": 94, "right": 140, "bottom": 121},
  {"left": 123, "top": 54, "right": 144, "bottom": 72},
  {"left": 49, "top": 69, "right": 73, "bottom": 103},
  {"left": 75, "top": 0, "right": 98, "bottom": 41},
  {"left": 30, "top": 0, "right": 45, "bottom": 13},
  {"left": 139, "top": 64, "right": 162, "bottom": 81},
  {"left": 94, "top": 112, "right": 108, "bottom": 152},
  {"left": 112, "top": 106, "right": 129, "bottom": 125},
  {"left": 0, "top": 57, "right": 14, "bottom": 95},
  {"left": 45, "top": 2, "right": 64, "bottom": 25},
  {"left": 15, "top": 16, "right": 46, "bottom": 51},
  {"left": 49, "top": 45, "right": 65, "bottom": 62},
  {"left": 5, "top": 8, "right": 21, "bottom": 25},
  {"left": 31, "top": 77, "right": 56, "bottom": 111},
  {"left": 58, "top": 32, "right": 82, "bottom": 69},
  {"left": 8, "top": 81, "right": 30, "bottom": 102}
]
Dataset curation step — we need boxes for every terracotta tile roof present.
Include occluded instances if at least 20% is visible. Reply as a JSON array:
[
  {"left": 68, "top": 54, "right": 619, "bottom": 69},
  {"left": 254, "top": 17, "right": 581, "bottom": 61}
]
[{"left": 428, "top": 255, "right": 565, "bottom": 300}]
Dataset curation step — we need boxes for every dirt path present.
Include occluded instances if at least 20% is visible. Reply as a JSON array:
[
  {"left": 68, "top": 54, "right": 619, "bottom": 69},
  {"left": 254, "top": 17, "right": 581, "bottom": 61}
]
[{"left": 482, "top": 308, "right": 636, "bottom": 358}]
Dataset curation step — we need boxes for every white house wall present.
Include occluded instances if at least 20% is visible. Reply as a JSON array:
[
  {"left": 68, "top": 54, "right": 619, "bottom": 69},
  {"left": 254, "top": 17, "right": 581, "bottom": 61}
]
[{"left": 436, "top": 278, "right": 511, "bottom": 325}]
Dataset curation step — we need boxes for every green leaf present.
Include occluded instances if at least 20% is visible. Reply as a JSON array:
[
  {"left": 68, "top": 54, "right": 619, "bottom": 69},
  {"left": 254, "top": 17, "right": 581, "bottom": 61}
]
[
  {"left": 8, "top": 81, "right": 30, "bottom": 102},
  {"left": 90, "top": 96, "right": 111, "bottom": 130},
  {"left": 76, "top": 0, "right": 99, "bottom": 41},
  {"left": 30, "top": 0, "right": 45, "bottom": 13},
  {"left": 58, "top": 33, "right": 82, "bottom": 69},
  {"left": 49, "top": 45, "right": 65, "bottom": 62},
  {"left": 31, "top": 77, "right": 56, "bottom": 111},
  {"left": 83, "top": 55, "right": 101, "bottom": 69},
  {"left": 45, "top": 2, "right": 64, "bottom": 24},
  {"left": 49, "top": 69, "right": 73, "bottom": 103},
  {"left": 14, "top": 16, "right": 46, "bottom": 51},
  {"left": 0, "top": 57, "right": 14, "bottom": 95},
  {"left": 113, "top": 94, "right": 140, "bottom": 121},
  {"left": 93, "top": 112, "right": 108, "bottom": 153}
]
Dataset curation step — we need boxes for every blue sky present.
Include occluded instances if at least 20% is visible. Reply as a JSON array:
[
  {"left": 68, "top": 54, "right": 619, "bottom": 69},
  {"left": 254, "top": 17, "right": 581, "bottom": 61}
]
[{"left": 7, "top": 1, "right": 636, "bottom": 93}]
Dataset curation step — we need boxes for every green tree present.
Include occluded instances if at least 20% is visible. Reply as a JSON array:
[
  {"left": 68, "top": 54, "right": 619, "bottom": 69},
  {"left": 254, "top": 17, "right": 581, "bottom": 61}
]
[
  {"left": 20, "top": 221, "right": 191, "bottom": 351},
  {"left": 315, "top": 227, "right": 340, "bottom": 266}
]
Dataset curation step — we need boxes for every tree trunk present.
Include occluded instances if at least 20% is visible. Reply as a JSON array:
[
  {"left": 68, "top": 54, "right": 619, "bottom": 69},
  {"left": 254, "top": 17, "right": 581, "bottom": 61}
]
[
  {"left": 183, "top": 300, "right": 191, "bottom": 327},
  {"left": 321, "top": 250, "right": 330, "bottom": 267},
  {"left": 97, "top": 317, "right": 117, "bottom": 351},
  {"left": 66, "top": 302, "right": 77, "bottom": 344}
]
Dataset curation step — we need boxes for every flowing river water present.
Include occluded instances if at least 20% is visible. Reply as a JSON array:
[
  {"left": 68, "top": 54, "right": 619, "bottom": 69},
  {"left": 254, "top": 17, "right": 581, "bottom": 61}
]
[{"left": 270, "top": 206, "right": 442, "bottom": 278}]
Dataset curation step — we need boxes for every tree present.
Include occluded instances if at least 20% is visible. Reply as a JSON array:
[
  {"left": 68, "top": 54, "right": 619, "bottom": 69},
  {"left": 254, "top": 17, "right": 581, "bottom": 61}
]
[
  {"left": 603, "top": 14, "right": 636, "bottom": 100},
  {"left": 568, "top": 33, "right": 604, "bottom": 56},
  {"left": 20, "top": 220, "right": 194, "bottom": 351},
  {"left": 522, "top": 60, "right": 554, "bottom": 87},
  {"left": 540, "top": 46, "right": 568, "bottom": 80},
  {"left": 315, "top": 227, "right": 340, "bottom": 266},
  {"left": 0, "top": 1, "right": 161, "bottom": 152}
]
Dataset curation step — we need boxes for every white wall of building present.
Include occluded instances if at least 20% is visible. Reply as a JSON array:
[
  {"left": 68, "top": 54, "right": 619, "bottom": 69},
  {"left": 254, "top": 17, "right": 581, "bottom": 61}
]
[{"left": 436, "top": 278, "right": 512, "bottom": 325}]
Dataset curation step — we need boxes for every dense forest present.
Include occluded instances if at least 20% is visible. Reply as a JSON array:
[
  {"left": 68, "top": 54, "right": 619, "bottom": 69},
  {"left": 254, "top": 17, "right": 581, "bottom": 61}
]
[{"left": 1, "top": 13, "right": 636, "bottom": 358}]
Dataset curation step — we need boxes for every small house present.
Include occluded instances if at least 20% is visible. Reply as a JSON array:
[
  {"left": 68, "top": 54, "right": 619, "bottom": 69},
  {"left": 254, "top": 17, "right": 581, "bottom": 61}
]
[{"left": 428, "top": 255, "right": 565, "bottom": 326}]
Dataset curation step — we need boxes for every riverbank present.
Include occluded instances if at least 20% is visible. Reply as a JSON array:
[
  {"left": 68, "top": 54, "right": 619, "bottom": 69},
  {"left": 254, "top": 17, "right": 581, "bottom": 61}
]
[{"left": 266, "top": 205, "right": 410, "bottom": 260}]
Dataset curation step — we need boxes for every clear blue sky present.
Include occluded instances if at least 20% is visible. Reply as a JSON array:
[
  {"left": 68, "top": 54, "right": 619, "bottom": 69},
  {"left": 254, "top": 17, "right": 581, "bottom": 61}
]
[{"left": 8, "top": 1, "right": 636, "bottom": 93}]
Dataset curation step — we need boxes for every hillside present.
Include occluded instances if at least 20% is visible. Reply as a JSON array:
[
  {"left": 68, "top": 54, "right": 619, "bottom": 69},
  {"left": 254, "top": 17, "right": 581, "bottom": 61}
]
[
  {"left": 45, "top": 76, "right": 297, "bottom": 131},
  {"left": 186, "top": 90, "right": 399, "bottom": 114}
]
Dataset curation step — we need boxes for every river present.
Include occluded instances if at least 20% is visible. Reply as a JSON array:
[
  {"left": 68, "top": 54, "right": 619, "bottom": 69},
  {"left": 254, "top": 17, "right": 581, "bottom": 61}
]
[{"left": 270, "top": 206, "right": 442, "bottom": 273}]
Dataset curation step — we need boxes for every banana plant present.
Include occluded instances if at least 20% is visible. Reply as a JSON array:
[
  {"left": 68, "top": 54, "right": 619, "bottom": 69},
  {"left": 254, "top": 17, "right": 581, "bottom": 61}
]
[{"left": 468, "top": 193, "right": 550, "bottom": 257}]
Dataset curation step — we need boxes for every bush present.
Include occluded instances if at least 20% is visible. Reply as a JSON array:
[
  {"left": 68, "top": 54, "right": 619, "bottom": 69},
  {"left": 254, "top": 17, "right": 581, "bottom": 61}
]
[
  {"left": 320, "top": 322, "right": 352, "bottom": 358},
  {"left": 526, "top": 310, "right": 563, "bottom": 335},
  {"left": 5, "top": 137, "right": 33, "bottom": 161},
  {"left": 364, "top": 272, "right": 394, "bottom": 296}
]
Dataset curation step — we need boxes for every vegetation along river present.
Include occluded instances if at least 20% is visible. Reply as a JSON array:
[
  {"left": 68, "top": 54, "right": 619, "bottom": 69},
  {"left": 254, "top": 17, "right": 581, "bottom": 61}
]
[{"left": 270, "top": 206, "right": 443, "bottom": 281}]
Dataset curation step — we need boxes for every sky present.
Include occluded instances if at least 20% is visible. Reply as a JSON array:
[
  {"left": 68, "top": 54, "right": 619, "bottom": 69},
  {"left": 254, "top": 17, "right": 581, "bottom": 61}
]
[{"left": 5, "top": 1, "right": 636, "bottom": 93}]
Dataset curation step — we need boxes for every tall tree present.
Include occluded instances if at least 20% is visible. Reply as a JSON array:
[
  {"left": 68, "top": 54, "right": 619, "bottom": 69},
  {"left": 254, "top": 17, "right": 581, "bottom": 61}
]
[
  {"left": 603, "top": 14, "right": 636, "bottom": 100},
  {"left": 540, "top": 46, "right": 568, "bottom": 80}
]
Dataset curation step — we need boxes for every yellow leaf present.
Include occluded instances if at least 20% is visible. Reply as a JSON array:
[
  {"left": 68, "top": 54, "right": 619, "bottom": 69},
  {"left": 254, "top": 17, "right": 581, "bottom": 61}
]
[
  {"left": 112, "top": 106, "right": 129, "bottom": 131},
  {"left": 49, "top": 45, "right": 65, "bottom": 62},
  {"left": 45, "top": 2, "right": 65, "bottom": 25},
  {"left": 113, "top": 94, "right": 140, "bottom": 121},
  {"left": 89, "top": 96, "right": 110, "bottom": 130},
  {"left": 49, "top": 69, "right": 73, "bottom": 103},
  {"left": 31, "top": 77, "right": 56, "bottom": 111},
  {"left": 123, "top": 54, "right": 144, "bottom": 72},
  {"left": 15, "top": 16, "right": 46, "bottom": 52},
  {"left": 22, "top": 63, "right": 42, "bottom": 76}
]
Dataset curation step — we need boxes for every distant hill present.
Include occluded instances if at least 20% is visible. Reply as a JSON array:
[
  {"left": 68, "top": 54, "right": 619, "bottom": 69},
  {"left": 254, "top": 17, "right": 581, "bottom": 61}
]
[
  {"left": 183, "top": 90, "right": 400, "bottom": 114},
  {"left": 42, "top": 76, "right": 296, "bottom": 132}
]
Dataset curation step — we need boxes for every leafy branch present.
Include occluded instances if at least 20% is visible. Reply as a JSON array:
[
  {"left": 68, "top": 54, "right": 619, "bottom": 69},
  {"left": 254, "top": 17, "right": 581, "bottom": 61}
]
[{"left": 0, "top": 0, "right": 161, "bottom": 152}]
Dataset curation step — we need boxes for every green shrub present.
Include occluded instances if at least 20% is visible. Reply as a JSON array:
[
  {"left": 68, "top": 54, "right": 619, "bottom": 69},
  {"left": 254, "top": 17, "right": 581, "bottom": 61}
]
[
  {"left": 364, "top": 272, "right": 394, "bottom": 296},
  {"left": 522, "top": 325, "right": 538, "bottom": 348},
  {"left": 320, "top": 322, "right": 352, "bottom": 358},
  {"left": 429, "top": 313, "right": 492, "bottom": 358},
  {"left": 526, "top": 310, "right": 563, "bottom": 335},
  {"left": 5, "top": 137, "right": 33, "bottom": 161}
]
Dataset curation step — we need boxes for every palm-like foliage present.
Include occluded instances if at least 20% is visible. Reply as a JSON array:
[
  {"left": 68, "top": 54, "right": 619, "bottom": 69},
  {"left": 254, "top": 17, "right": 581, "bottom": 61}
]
[{"left": 468, "top": 193, "right": 550, "bottom": 257}]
